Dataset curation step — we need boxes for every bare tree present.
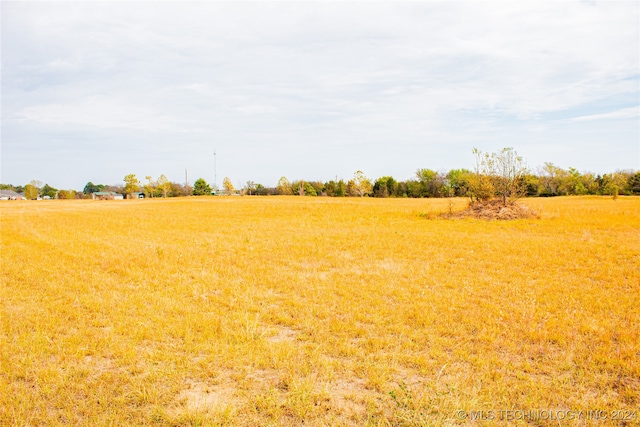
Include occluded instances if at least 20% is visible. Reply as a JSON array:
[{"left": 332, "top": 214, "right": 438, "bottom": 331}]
[
  {"left": 471, "top": 147, "right": 527, "bottom": 205},
  {"left": 246, "top": 181, "right": 256, "bottom": 196}
]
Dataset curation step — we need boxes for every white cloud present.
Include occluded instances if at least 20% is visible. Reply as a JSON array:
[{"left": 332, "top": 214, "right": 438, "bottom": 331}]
[
  {"left": 568, "top": 106, "right": 640, "bottom": 122},
  {"left": 2, "top": 1, "right": 638, "bottom": 188},
  {"left": 13, "top": 95, "right": 204, "bottom": 133}
]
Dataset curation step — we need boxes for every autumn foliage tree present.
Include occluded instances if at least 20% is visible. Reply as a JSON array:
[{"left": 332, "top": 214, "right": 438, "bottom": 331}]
[
  {"left": 123, "top": 174, "right": 140, "bottom": 199},
  {"left": 57, "top": 189, "right": 77, "bottom": 199},
  {"left": 157, "top": 174, "right": 171, "bottom": 198},
  {"left": 276, "top": 177, "right": 293, "bottom": 195},
  {"left": 144, "top": 176, "right": 155, "bottom": 198},
  {"left": 222, "top": 177, "right": 235, "bottom": 195},
  {"left": 24, "top": 184, "right": 38, "bottom": 200},
  {"left": 352, "top": 170, "right": 372, "bottom": 197}
]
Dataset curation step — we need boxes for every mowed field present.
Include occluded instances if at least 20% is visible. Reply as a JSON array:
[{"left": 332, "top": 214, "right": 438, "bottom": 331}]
[{"left": 1, "top": 196, "right": 639, "bottom": 426}]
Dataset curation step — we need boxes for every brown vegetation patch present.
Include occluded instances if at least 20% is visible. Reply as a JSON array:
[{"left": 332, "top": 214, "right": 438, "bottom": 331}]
[{"left": 443, "top": 199, "right": 538, "bottom": 220}]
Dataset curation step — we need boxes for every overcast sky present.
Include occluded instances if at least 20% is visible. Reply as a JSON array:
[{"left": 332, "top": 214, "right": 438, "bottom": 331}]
[{"left": 2, "top": 1, "right": 639, "bottom": 190}]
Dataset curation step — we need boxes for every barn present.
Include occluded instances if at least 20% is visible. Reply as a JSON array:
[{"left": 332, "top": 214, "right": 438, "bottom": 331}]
[
  {"left": 0, "top": 190, "right": 26, "bottom": 200},
  {"left": 92, "top": 191, "right": 124, "bottom": 200}
]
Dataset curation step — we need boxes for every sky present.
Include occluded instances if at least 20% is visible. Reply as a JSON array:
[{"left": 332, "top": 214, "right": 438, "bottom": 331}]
[{"left": 1, "top": 1, "right": 639, "bottom": 190}]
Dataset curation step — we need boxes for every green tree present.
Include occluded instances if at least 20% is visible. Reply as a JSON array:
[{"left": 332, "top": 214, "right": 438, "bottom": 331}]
[
  {"left": 83, "top": 182, "right": 106, "bottom": 194},
  {"left": 600, "top": 172, "right": 631, "bottom": 196},
  {"left": 324, "top": 180, "right": 338, "bottom": 197},
  {"left": 309, "top": 181, "right": 325, "bottom": 196},
  {"left": 222, "top": 177, "right": 235, "bottom": 195},
  {"left": 253, "top": 183, "right": 268, "bottom": 196},
  {"left": 416, "top": 169, "right": 435, "bottom": 197},
  {"left": 416, "top": 169, "right": 448, "bottom": 197},
  {"left": 336, "top": 179, "right": 346, "bottom": 197},
  {"left": 41, "top": 184, "right": 58, "bottom": 199},
  {"left": 373, "top": 176, "right": 398, "bottom": 198},
  {"left": 394, "top": 181, "right": 408, "bottom": 198},
  {"left": 325, "top": 179, "right": 347, "bottom": 197},
  {"left": 83, "top": 182, "right": 95, "bottom": 194},
  {"left": 582, "top": 172, "right": 600, "bottom": 195},
  {"left": 0, "top": 184, "right": 25, "bottom": 193},
  {"left": 629, "top": 172, "right": 640, "bottom": 195},
  {"left": 447, "top": 169, "right": 472, "bottom": 197},
  {"left": 520, "top": 173, "right": 541, "bottom": 196},
  {"left": 292, "top": 181, "right": 317, "bottom": 196},
  {"left": 405, "top": 180, "right": 423, "bottom": 198},
  {"left": 618, "top": 170, "right": 635, "bottom": 195},
  {"left": 123, "top": 174, "right": 140, "bottom": 199},
  {"left": 193, "top": 178, "right": 212, "bottom": 195},
  {"left": 24, "top": 184, "right": 38, "bottom": 200}
]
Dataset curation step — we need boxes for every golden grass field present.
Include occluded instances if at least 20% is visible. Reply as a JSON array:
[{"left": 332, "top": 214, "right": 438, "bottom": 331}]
[{"left": 1, "top": 196, "right": 639, "bottom": 426}]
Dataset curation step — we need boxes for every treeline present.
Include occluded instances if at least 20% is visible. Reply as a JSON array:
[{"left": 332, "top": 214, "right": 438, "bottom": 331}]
[
  {"left": 3, "top": 163, "right": 639, "bottom": 200},
  {"left": 263, "top": 166, "right": 640, "bottom": 198},
  {"left": 92, "top": 165, "right": 640, "bottom": 199}
]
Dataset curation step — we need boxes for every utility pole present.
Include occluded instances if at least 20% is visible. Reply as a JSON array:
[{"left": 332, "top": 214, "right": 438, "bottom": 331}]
[
  {"left": 214, "top": 149, "right": 217, "bottom": 190},
  {"left": 185, "top": 169, "right": 189, "bottom": 195}
]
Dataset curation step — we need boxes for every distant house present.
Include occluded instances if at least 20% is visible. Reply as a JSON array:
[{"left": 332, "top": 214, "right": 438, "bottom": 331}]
[
  {"left": 92, "top": 191, "right": 124, "bottom": 200},
  {"left": 0, "top": 190, "right": 26, "bottom": 200}
]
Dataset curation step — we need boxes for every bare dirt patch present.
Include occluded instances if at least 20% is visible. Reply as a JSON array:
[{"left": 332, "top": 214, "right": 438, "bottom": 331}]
[
  {"left": 83, "top": 355, "right": 121, "bottom": 379},
  {"left": 266, "top": 325, "right": 298, "bottom": 343},
  {"left": 329, "top": 377, "right": 382, "bottom": 423},
  {"left": 178, "top": 378, "right": 237, "bottom": 412},
  {"left": 244, "top": 368, "right": 282, "bottom": 388},
  {"left": 168, "top": 371, "right": 239, "bottom": 419}
]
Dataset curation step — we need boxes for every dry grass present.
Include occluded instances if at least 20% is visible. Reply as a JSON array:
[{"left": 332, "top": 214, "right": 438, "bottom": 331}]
[{"left": 1, "top": 196, "right": 638, "bottom": 426}]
